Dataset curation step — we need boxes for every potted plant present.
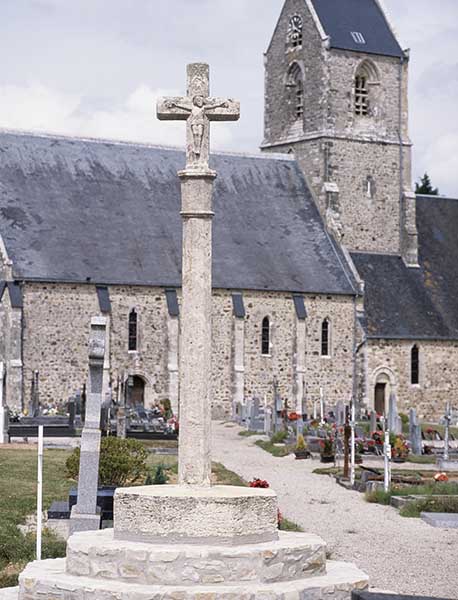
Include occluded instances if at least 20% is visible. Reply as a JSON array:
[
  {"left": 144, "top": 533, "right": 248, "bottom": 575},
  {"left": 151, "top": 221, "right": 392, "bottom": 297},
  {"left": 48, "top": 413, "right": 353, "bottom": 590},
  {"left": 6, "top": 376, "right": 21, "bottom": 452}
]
[
  {"left": 319, "top": 436, "right": 335, "bottom": 463},
  {"left": 294, "top": 434, "right": 311, "bottom": 460}
]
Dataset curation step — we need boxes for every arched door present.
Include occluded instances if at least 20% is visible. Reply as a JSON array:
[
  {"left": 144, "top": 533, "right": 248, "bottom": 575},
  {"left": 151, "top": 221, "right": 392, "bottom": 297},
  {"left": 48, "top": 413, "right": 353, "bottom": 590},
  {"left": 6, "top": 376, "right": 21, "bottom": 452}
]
[{"left": 130, "top": 375, "right": 145, "bottom": 406}]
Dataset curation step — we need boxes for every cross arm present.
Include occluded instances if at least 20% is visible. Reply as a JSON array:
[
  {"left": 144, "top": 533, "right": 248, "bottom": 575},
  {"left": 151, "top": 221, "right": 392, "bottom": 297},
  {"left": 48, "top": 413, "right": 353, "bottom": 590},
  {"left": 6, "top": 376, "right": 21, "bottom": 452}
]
[
  {"left": 205, "top": 98, "right": 240, "bottom": 122},
  {"left": 157, "top": 97, "right": 193, "bottom": 121}
]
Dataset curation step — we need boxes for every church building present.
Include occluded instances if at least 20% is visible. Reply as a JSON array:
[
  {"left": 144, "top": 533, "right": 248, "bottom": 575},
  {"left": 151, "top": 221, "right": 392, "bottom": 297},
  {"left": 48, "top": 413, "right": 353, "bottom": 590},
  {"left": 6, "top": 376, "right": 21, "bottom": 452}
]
[{"left": 1, "top": 0, "right": 457, "bottom": 420}]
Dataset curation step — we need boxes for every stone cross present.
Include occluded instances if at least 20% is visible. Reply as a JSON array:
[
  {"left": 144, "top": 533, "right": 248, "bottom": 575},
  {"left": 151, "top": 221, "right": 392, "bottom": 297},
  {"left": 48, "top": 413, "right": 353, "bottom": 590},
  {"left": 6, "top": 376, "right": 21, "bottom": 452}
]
[
  {"left": 157, "top": 63, "right": 240, "bottom": 172},
  {"left": 157, "top": 64, "right": 240, "bottom": 486},
  {"left": 70, "top": 316, "right": 106, "bottom": 532}
]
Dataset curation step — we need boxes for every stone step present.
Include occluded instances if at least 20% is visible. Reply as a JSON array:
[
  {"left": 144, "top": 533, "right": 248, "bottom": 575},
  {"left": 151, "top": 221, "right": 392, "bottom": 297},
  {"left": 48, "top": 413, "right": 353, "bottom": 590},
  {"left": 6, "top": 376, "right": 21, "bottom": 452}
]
[
  {"left": 66, "top": 529, "right": 327, "bottom": 585},
  {"left": 19, "top": 557, "right": 369, "bottom": 599}
]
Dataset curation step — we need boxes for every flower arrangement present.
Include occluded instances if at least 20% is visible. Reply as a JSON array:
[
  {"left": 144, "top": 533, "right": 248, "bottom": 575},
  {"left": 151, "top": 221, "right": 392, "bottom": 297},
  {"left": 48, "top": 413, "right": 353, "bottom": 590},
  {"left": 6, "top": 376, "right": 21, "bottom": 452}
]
[
  {"left": 294, "top": 434, "right": 311, "bottom": 460},
  {"left": 249, "top": 478, "right": 270, "bottom": 488},
  {"left": 288, "top": 412, "right": 301, "bottom": 421},
  {"left": 392, "top": 435, "right": 410, "bottom": 461}
]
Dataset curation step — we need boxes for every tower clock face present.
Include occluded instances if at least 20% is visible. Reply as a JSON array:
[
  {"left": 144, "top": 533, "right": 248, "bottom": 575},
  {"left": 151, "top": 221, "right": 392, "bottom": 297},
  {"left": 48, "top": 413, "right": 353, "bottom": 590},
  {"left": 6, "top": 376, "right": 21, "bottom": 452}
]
[{"left": 289, "top": 15, "right": 303, "bottom": 39}]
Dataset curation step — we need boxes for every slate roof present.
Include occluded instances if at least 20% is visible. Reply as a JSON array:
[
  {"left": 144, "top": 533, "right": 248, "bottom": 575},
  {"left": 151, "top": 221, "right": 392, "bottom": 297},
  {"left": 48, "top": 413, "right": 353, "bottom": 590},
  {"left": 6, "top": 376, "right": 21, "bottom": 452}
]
[
  {"left": 311, "top": 0, "right": 403, "bottom": 58},
  {"left": 352, "top": 195, "right": 458, "bottom": 340},
  {"left": 0, "top": 130, "right": 356, "bottom": 296}
]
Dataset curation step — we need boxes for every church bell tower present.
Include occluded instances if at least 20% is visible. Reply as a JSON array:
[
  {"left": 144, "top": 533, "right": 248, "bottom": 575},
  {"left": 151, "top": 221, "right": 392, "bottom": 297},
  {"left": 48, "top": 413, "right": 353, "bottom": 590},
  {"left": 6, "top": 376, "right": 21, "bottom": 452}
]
[{"left": 262, "top": 0, "right": 418, "bottom": 265}]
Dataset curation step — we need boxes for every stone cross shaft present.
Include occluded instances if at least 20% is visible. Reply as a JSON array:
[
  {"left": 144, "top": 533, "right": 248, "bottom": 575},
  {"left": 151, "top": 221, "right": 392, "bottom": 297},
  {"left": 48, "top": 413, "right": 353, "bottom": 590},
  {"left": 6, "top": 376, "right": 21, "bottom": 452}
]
[
  {"left": 157, "top": 64, "right": 240, "bottom": 486},
  {"left": 70, "top": 317, "right": 106, "bottom": 532},
  {"left": 157, "top": 63, "right": 240, "bottom": 172}
]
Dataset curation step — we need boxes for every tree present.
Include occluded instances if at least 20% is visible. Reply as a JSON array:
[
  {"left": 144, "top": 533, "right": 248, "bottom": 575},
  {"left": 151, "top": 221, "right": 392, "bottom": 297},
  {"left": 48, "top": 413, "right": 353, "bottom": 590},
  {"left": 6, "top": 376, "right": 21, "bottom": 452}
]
[{"left": 415, "top": 173, "right": 439, "bottom": 196}]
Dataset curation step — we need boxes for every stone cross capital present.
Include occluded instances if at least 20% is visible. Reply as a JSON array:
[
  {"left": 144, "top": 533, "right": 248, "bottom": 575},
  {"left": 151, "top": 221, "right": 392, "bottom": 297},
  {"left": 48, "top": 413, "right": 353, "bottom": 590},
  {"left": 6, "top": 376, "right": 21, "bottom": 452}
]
[{"left": 157, "top": 63, "right": 240, "bottom": 172}]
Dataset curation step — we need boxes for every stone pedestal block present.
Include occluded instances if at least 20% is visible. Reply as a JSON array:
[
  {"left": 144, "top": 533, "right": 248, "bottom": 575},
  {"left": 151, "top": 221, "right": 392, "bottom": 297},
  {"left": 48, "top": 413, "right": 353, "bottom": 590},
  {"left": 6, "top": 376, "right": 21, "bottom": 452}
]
[{"left": 114, "top": 485, "right": 279, "bottom": 545}]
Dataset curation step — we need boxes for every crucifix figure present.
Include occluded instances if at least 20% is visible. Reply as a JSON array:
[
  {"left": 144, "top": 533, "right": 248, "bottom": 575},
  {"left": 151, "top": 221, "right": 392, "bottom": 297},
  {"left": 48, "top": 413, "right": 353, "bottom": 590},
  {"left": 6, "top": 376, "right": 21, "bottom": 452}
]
[{"left": 157, "top": 63, "right": 240, "bottom": 170}]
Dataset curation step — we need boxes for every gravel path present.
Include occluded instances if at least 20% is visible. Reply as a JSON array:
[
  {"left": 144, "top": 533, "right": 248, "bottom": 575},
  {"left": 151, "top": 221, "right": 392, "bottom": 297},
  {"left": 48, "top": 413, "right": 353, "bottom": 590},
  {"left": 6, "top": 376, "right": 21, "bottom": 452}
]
[{"left": 212, "top": 422, "right": 458, "bottom": 598}]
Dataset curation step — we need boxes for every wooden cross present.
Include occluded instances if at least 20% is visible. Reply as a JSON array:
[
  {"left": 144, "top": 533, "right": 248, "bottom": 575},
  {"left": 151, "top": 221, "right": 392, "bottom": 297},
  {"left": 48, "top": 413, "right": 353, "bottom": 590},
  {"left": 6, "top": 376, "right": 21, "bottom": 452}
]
[{"left": 157, "top": 63, "right": 240, "bottom": 170}]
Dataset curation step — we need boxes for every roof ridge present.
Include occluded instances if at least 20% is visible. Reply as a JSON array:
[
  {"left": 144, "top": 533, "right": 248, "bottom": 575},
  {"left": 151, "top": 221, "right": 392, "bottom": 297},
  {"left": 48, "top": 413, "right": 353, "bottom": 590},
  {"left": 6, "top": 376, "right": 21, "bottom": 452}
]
[{"left": 0, "top": 127, "right": 295, "bottom": 163}]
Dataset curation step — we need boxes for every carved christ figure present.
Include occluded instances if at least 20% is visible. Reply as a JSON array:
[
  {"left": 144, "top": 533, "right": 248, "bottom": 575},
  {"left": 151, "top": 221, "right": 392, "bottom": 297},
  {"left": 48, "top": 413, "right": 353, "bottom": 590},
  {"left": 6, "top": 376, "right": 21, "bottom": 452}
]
[{"left": 166, "top": 95, "right": 229, "bottom": 158}]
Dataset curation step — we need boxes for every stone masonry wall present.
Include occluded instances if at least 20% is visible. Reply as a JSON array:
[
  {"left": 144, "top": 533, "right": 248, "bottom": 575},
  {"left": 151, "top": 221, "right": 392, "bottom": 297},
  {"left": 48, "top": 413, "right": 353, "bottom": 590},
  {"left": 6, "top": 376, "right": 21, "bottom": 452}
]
[
  {"left": 241, "top": 290, "right": 355, "bottom": 415},
  {"left": 19, "top": 282, "right": 356, "bottom": 418},
  {"left": 22, "top": 283, "right": 99, "bottom": 407},
  {"left": 263, "top": 0, "right": 327, "bottom": 145},
  {"left": 367, "top": 339, "right": 458, "bottom": 421}
]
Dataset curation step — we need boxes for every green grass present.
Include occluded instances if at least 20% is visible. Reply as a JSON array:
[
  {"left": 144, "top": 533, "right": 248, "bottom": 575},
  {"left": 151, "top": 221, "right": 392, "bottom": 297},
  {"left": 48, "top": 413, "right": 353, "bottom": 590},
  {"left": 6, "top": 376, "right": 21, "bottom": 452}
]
[
  {"left": 0, "top": 448, "right": 71, "bottom": 588},
  {"left": 279, "top": 518, "right": 303, "bottom": 532},
  {"left": 255, "top": 440, "right": 291, "bottom": 458},
  {"left": 238, "top": 430, "right": 262, "bottom": 437},
  {"left": 405, "top": 455, "right": 436, "bottom": 464},
  {"left": 366, "top": 482, "right": 458, "bottom": 511},
  {"left": 313, "top": 467, "right": 341, "bottom": 476},
  {"left": 400, "top": 497, "right": 458, "bottom": 518}
]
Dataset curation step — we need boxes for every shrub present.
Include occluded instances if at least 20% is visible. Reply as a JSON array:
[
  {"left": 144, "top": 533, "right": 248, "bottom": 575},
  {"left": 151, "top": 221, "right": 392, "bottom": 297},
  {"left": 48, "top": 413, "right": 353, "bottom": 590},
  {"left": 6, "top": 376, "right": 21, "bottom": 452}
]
[
  {"left": 153, "top": 465, "right": 168, "bottom": 485},
  {"left": 365, "top": 488, "right": 392, "bottom": 505},
  {"left": 271, "top": 430, "right": 288, "bottom": 444},
  {"left": 66, "top": 437, "right": 149, "bottom": 487}
]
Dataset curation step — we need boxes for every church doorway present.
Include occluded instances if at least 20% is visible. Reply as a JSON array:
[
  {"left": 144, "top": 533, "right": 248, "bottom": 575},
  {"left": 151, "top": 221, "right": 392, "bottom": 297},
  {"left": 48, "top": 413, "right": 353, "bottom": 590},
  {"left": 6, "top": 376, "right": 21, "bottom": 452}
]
[
  {"left": 129, "top": 375, "right": 146, "bottom": 406},
  {"left": 374, "top": 383, "right": 386, "bottom": 416}
]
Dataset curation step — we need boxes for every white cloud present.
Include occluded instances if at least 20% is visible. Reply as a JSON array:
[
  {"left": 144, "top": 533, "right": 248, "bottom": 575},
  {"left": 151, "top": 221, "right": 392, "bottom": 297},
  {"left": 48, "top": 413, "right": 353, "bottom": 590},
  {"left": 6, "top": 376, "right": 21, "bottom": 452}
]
[{"left": 0, "top": 82, "right": 234, "bottom": 149}]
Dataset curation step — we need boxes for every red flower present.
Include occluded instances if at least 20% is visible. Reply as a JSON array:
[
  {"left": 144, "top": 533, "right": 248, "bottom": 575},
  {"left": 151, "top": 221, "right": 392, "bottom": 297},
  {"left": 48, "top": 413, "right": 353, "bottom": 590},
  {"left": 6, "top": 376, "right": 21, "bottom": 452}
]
[{"left": 250, "top": 478, "right": 270, "bottom": 488}]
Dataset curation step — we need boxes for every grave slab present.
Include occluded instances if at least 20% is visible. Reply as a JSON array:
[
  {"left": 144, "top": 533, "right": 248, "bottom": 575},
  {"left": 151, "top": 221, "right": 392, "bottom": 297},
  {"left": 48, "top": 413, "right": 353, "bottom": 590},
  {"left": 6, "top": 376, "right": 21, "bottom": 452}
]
[{"left": 420, "top": 512, "right": 458, "bottom": 528}]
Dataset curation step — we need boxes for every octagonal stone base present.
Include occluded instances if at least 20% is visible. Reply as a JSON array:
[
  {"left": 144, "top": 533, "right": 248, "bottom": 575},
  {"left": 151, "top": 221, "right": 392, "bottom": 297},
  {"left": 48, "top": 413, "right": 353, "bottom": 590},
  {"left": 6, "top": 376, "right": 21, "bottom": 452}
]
[
  {"left": 114, "top": 485, "right": 279, "bottom": 545},
  {"left": 18, "top": 558, "right": 369, "bottom": 599},
  {"left": 66, "top": 529, "right": 326, "bottom": 585}
]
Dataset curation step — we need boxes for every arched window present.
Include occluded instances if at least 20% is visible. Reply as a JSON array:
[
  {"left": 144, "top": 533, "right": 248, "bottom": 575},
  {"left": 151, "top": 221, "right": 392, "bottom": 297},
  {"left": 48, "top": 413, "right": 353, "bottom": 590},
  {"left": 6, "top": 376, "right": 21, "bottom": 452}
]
[
  {"left": 261, "top": 317, "right": 270, "bottom": 355},
  {"left": 128, "top": 309, "right": 138, "bottom": 352},
  {"left": 354, "top": 60, "right": 379, "bottom": 117},
  {"left": 286, "top": 63, "right": 304, "bottom": 120},
  {"left": 411, "top": 345, "right": 419, "bottom": 385},
  {"left": 321, "top": 319, "right": 331, "bottom": 357}
]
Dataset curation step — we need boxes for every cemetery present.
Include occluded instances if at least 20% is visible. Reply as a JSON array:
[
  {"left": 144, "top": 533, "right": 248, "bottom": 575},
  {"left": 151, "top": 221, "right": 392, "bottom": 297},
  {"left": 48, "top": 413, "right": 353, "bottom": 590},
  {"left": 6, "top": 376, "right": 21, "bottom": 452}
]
[{"left": 0, "top": 2, "right": 457, "bottom": 598}]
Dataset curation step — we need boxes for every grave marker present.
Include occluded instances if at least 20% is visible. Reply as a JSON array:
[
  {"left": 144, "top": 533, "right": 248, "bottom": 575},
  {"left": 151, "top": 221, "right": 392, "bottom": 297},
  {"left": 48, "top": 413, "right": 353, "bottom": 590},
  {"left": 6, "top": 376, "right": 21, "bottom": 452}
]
[
  {"left": 409, "top": 408, "right": 422, "bottom": 455},
  {"left": 69, "top": 316, "right": 106, "bottom": 534}
]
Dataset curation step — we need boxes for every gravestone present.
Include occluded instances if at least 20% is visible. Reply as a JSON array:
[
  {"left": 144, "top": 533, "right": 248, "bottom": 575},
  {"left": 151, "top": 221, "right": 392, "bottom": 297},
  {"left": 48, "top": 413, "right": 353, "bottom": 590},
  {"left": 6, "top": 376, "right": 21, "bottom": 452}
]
[
  {"left": 69, "top": 316, "right": 106, "bottom": 534},
  {"left": 336, "top": 400, "right": 345, "bottom": 426},
  {"left": 409, "top": 408, "right": 422, "bottom": 455},
  {"left": 264, "top": 405, "right": 272, "bottom": 435},
  {"left": 10, "top": 63, "right": 369, "bottom": 600},
  {"left": 388, "top": 393, "right": 402, "bottom": 435},
  {"left": 370, "top": 410, "right": 377, "bottom": 433}
]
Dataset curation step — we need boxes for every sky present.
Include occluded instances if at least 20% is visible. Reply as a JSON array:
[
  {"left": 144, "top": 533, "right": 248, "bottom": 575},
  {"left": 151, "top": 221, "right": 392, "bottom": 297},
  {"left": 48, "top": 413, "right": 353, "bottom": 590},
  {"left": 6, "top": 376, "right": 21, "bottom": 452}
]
[{"left": 0, "top": 0, "right": 456, "bottom": 196}]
